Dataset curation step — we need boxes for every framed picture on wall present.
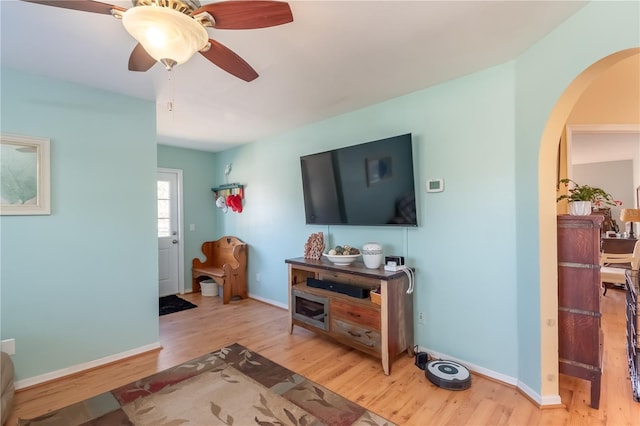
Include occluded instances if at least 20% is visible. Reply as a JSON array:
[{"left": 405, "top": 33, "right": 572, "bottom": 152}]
[
  {"left": 366, "top": 156, "right": 392, "bottom": 186},
  {"left": 0, "top": 134, "right": 51, "bottom": 215}
]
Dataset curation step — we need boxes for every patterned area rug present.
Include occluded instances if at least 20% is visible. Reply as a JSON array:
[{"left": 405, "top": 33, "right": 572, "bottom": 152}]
[
  {"left": 19, "top": 343, "right": 395, "bottom": 426},
  {"left": 159, "top": 294, "right": 197, "bottom": 316}
]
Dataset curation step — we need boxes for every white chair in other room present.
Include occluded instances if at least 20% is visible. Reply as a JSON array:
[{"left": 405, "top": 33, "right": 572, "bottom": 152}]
[{"left": 600, "top": 239, "right": 640, "bottom": 295}]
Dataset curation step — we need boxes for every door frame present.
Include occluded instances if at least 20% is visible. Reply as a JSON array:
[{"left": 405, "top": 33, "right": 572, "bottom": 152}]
[
  {"left": 538, "top": 49, "right": 639, "bottom": 402},
  {"left": 158, "top": 167, "right": 185, "bottom": 294}
]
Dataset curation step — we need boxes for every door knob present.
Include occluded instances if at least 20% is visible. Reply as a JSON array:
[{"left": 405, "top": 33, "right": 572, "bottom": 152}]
[{"left": 172, "top": 239, "right": 178, "bottom": 244}]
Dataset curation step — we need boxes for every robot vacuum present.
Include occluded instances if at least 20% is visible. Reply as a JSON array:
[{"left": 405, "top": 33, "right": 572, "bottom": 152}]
[{"left": 425, "top": 360, "right": 472, "bottom": 390}]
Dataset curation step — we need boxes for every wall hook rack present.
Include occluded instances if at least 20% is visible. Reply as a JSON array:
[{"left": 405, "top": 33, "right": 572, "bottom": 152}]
[{"left": 212, "top": 183, "right": 244, "bottom": 199}]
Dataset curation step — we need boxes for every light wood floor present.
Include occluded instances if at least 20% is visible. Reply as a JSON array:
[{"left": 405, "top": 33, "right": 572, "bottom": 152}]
[{"left": 7, "top": 289, "right": 640, "bottom": 425}]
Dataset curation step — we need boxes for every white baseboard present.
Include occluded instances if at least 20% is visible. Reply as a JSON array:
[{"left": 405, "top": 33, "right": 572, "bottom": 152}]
[
  {"left": 248, "top": 293, "right": 288, "bottom": 310},
  {"left": 539, "top": 392, "right": 562, "bottom": 406},
  {"left": 249, "top": 303, "right": 560, "bottom": 405},
  {"left": 419, "top": 345, "right": 559, "bottom": 406},
  {"left": 14, "top": 341, "right": 162, "bottom": 390}
]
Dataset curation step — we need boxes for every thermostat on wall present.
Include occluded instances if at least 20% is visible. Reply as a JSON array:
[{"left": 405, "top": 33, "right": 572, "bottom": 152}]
[{"left": 426, "top": 179, "right": 444, "bottom": 193}]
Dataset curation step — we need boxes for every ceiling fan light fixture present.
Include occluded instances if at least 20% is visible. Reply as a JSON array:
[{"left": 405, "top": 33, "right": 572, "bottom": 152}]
[{"left": 122, "top": 5, "right": 208, "bottom": 70}]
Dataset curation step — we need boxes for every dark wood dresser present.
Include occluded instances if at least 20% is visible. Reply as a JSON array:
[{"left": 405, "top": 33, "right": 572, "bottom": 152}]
[
  {"left": 557, "top": 214, "right": 603, "bottom": 409},
  {"left": 625, "top": 270, "right": 640, "bottom": 402}
]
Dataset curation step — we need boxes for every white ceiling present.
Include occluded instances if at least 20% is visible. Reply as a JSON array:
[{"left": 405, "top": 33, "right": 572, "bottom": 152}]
[{"left": 1, "top": 0, "right": 587, "bottom": 152}]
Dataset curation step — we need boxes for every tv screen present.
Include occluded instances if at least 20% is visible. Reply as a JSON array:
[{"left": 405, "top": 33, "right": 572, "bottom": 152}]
[{"left": 300, "top": 133, "right": 417, "bottom": 226}]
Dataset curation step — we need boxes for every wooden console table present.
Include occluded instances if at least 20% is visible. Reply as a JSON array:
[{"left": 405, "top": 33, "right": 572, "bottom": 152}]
[{"left": 285, "top": 257, "right": 414, "bottom": 375}]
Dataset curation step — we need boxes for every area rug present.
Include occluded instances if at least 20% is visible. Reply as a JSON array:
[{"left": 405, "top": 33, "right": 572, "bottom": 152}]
[
  {"left": 19, "top": 343, "right": 395, "bottom": 426},
  {"left": 159, "top": 294, "right": 197, "bottom": 316}
]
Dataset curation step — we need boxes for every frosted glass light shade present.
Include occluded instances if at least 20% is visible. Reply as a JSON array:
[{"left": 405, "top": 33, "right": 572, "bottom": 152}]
[{"left": 122, "top": 6, "right": 208, "bottom": 67}]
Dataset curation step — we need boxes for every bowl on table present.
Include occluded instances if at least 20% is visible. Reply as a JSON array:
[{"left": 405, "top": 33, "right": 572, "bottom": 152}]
[{"left": 322, "top": 253, "right": 360, "bottom": 266}]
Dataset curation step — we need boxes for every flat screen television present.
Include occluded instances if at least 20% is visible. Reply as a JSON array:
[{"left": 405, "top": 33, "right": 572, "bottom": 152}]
[{"left": 300, "top": 133, "right": 417, "bottom": 226}]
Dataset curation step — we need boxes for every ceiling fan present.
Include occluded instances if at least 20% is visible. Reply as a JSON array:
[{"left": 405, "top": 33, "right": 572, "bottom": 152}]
[{"left": 21, "top": 0, "right": 294, "bottom": 82}]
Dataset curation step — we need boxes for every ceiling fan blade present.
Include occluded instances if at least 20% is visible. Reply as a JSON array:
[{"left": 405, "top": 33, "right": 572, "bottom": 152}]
[
  {"left": 200, "top": 39, "right": 258, "bottom": 82},
  {"left": 194, "top": 1, "right": 293, "bottom": 30},
  {"left": 128, "top": 44, "right": 156, "bottom": 72},
  {"left": 20, "top": 0, "right": 126, "bottom": 15}
]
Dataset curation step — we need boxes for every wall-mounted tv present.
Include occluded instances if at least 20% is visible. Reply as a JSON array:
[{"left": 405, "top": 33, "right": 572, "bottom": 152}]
[{"left": 300, "top": 133, "right": 417, "bottom": 226}]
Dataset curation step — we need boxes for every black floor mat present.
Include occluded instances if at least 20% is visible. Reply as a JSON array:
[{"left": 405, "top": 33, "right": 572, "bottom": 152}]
[{"left": 159, "top": 295, "right": 197, "bottom": 316}]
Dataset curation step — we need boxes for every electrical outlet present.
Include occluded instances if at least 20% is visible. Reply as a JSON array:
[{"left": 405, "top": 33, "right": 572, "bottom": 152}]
[
  {"left": 256, "top": 272, "right": 261, "bottom": 282},
  {"left": 418, "top": 312, "right": 424, "bottom": 324}
]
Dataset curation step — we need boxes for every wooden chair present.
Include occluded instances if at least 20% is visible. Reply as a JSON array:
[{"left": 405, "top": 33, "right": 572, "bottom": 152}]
[
  {"left": 192, "top": 236, "right": 248, "bottom": 304},
  {"left": 600, "top": 239, "right": 640, "bottom": 295},
  {"left": 1, "top": 351, "right": 14, "bottom": 426}
]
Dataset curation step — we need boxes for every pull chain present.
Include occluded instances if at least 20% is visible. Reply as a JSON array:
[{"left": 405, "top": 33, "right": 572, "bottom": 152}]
[{"left": 166, "top": 71, "right": 175, "bottom": 121}]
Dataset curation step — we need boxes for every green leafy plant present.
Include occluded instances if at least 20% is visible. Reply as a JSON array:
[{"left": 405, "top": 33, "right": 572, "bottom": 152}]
[{"left": 556, "top": 178, "right": 622, "bottom": 207}]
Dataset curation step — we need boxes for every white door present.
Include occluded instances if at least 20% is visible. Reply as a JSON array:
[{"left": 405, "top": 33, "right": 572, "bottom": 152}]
[{"left": 157, "top": 169, "right": 183, "bottom": 297}]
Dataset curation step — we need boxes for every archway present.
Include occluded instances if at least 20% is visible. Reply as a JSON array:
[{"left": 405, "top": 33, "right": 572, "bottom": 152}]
[{"left": 538, "top": 48, "right": 640, "bottom": 399}]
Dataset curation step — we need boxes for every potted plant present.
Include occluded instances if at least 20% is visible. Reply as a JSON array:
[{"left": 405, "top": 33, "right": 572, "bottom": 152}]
[{"left": 556, "top": 178, "right": 621, "bottom": 215}]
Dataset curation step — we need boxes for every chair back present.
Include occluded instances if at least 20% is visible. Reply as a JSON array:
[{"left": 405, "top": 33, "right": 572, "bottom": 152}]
[
  {"left": 600, "top": 240, "right": 640, "bottom": 293},
  {"left": 600, "top": 239, "right": 640, "bottom": 270}
]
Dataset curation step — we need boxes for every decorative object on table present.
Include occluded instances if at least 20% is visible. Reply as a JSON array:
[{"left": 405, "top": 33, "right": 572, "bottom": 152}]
[
  {"left": 324, "top": 245, "right": 361, "bottom": 265},
  {"left": 18, "top": 343, "right": 393, "bottom": 426},
  {"left": 326, "top": 245, "right": 359, "bottom": 256},
  {"left": 556, "top": 178, "right": 621, "bottom": 216},
  {"left": 322, "top": 253, "right": 360, "bottom": 266},
  {"left": 620, "top": 209, "right": 640, "bottom": 239},
  {"left": 568, "top": 201, "right": 592, "bottom": 216},
  {"left": 303, "top": 232, "right": 325, "bottom": 259},
  {"left": 362, "top": 242, "right": 383, "bottom": 269}
]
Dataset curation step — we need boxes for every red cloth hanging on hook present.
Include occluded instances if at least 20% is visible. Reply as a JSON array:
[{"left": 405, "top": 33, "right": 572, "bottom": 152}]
[{"left": 227, "top": 194, "right": 243, "bottom": 213}]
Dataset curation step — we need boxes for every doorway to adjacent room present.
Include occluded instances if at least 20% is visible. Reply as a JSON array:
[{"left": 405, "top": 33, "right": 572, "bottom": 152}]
[{"left": 157, "top": 168, "right": 184, "bottom": 297}]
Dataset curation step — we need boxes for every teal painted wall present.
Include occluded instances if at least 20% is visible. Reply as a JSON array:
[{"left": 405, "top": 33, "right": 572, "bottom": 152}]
[
  {"left": 215, "top": 62, "right": 519, "bottom": 376},
  {"left": 214, "top": 1, "right": 640, "bottom": 395},
  {"left": 157, "top": 145, "right": 218, "bottom": 290},
  {"left": 514, "top": 1, "right": 640, "bottom": 394},
  {"left": 0, "top": 69, "right": 159, "bottom": 381},
  {"left": 0, "top": 0, "right": 637, "bottom": 396}
]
